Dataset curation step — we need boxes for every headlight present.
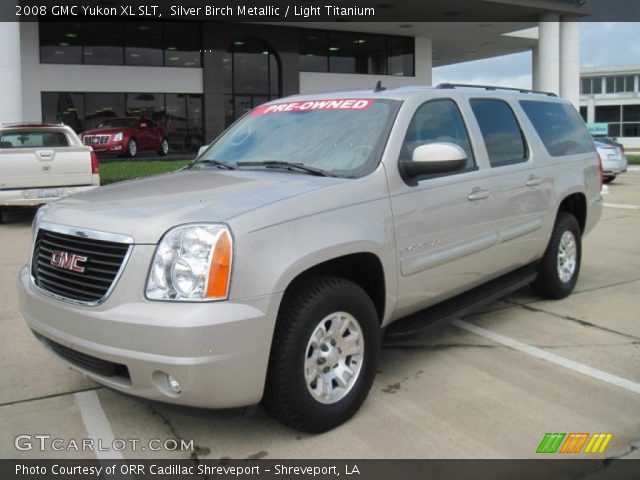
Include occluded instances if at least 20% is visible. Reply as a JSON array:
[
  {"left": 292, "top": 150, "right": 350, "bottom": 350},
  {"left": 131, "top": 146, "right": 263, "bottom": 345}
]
[
  {"left": 113, "top": 132, "right": 124, "bottom": 142},
  {"left": 146, "top": 224, "right": 233, "bottom": 302}
]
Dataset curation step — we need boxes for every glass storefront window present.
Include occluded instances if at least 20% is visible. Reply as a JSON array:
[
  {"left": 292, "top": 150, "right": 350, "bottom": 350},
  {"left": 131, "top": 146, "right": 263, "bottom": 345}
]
[
  {"left": 41, "top": 92, "right": 85, "bottom": 132},
  {"left": 42, "top": 92, "right": 203, "bottom": 152},
  {"left": 299, "top": 30, "right": 328, "bottom": 72},
  {"left": 83, "top": 23, "right": 124, "bottom": 65},
  {"left": 388, "top": 36, "right": 415, "bottom": 76},
  {"left": 224, "top": 38, "right": 281, "bottom": 126},
  {"left": 40, "top": 22, "right": 83, "bottom": 64},
  {"left": 40, "top": 22, "right": 201, "bottom": 67},
  {"left": 164, "top": 22, "right": 201, "bottom": 67},
  {"left": 328, "top": 31, "right": 357, "bottom": 74},
  {"left": 623, "top": 105, "right": 640, "bottom": 122},
  {"left": 84, "top": 93, "right": 126, "bottom": 130},
  {"left": 357, "top": 34, "right": 387, "bottom": 75},
  {"left": 125, "top": 22, "right": 163, "bottom": 66},
  {"left": 126, "top": 93, "right": 164, "bottom": 119},
  {"left": 595, "top": 106, "right": 621, "bottom": 123}
]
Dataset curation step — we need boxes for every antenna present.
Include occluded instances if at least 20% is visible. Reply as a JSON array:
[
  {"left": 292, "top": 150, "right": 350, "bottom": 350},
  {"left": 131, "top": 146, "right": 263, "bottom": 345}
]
[{"left": 374, "top": 80, "right": 386, "bottom": 92}]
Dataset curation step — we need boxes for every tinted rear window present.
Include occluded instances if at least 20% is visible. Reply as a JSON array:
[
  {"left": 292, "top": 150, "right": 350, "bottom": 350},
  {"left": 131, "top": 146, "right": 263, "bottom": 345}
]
[
  {"left": 470, "top": 99, "right": 527, "bottom": 167},
  {"left": 520, "top": 101, "right": 595, "bottom": 157},
  {"left": 0, "top": 131, "right": 69, "bottom": 148}
]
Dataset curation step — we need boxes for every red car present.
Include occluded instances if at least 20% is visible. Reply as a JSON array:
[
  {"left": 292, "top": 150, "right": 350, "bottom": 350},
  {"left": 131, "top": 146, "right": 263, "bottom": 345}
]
[{"left": 81, "top": 118, "right": 169, "bottom": 158}]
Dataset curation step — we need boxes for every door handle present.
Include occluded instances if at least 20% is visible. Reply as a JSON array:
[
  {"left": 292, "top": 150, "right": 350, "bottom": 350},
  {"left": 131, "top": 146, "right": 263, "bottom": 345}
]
[
  {"left": 525, "top": 176, "right": 542, "bottom": 187},
  {"left": 468, "top": 188, "right": 490, "bottom": 202}
]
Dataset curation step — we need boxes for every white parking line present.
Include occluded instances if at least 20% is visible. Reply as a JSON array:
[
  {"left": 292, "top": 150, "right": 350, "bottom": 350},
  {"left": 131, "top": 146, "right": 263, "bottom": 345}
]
[
  {"left": 603, "top": 202, "right": 640, "bottom": 210},
  {"left": 74, "top": 390, "right": 123, "bottom": 460},
  {"left": 453, "top": 320, "right": 640, "bottom": 395}
]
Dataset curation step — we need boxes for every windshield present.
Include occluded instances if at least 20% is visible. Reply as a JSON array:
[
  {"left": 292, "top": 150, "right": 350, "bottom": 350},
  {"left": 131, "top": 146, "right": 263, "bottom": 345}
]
[
  {"left": 97, "top": 118, "right": 137, "bottom": 129},
  {"left": 192, "top": 98, "right": 400, "bottom": 178}
]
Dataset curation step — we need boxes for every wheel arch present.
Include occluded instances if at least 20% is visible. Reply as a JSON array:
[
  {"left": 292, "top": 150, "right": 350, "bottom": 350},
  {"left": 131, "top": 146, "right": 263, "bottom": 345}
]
[
  {"left": 279, "top": 251, "right": 387, "bottom": 324},
  {"left": 557, "top": 192, "right": 587, "bottom": 233}
]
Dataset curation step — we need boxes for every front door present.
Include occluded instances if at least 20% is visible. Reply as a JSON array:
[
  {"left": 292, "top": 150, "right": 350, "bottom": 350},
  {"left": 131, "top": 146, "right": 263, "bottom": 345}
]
[{"left": 389, "top": 98, "right": 498, "bottom": 317}]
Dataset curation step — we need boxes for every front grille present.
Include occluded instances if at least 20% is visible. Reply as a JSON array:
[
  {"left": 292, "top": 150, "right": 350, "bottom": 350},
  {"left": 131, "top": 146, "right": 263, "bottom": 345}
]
[
  {"left": 83, "top": 134, "right": 110, "bottom": 145},
  {"left": 32, "top": 228, "right": 130, "bottom": 304},
  {"left": 37, "top": 334, "right": 130, "bottom": 380}
]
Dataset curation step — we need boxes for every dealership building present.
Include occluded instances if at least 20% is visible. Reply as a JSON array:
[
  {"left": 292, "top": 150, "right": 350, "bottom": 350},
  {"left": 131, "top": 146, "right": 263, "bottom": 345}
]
[
  {"left": 0, "top": 0, "right": 589, "bottom": 152},
  {"left": 580, "top": 65, "right": 640, "bottom": 150}
]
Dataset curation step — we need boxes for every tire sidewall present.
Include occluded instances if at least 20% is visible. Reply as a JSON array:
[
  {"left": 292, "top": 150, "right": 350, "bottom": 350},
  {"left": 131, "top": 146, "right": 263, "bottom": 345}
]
[
  {"left": 544, "top": 214, "right": 582, "bottom": 297},
  {"left": 128, "top": 139, "right": 137, "bottom": 157},
  {"left": 282, "top": 282, "right": 379, "bottom": 431}
]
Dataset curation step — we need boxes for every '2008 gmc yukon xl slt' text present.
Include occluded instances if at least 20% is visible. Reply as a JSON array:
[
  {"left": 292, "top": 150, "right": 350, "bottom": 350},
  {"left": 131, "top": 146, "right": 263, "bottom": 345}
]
[{"left": 18, "top": 85, "right": 602, "bottom": 432}]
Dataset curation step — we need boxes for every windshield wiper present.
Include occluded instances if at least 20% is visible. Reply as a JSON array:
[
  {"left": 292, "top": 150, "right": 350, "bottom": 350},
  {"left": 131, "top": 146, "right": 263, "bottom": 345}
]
[
  {"left": 190, "top": 159, "right": 236, "bottom": 170},
  {"left": 235, "top": 161, "right": 336, "bottom": 177}
]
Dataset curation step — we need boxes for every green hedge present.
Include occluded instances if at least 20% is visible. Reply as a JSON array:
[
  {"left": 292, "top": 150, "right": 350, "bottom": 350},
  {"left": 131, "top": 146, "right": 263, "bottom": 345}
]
[{"left": 99, "top": 160, "right": 191, "bottom": 185}]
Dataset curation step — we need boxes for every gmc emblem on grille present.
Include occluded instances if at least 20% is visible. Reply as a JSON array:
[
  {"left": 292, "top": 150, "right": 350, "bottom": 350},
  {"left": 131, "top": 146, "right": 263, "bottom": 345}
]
[{"left": 50, "top": 250, "right": 88, "bottom": 273}]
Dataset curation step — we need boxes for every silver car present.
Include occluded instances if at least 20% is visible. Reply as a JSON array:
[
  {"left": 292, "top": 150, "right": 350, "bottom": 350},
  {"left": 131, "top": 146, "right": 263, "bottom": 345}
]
[
  {"left": 17, "top": 85, "right": 602, "bottom": 432},
  {"left": 595, "top": 139, "right": 627, "bottom": 184}
]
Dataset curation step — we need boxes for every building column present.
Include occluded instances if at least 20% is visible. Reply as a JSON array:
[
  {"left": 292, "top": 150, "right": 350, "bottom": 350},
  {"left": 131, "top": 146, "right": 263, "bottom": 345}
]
[
  {"left": 531, "top": 47, "right": 540, "bottom": 91},
  {"left": 560, "top": 18, "right": 580, "bottom": 109},
  {"left": 415, "top": 37, "right": 433, "bottom": 86},
  {"left": 0, "top": 23, "right": 23, "bottom": 123},
  {"left": 587, "top": 99, "right": 595, "bottom": 124},
  {"left": 537, "top": 13, "right": 560, "bottom": 95}
]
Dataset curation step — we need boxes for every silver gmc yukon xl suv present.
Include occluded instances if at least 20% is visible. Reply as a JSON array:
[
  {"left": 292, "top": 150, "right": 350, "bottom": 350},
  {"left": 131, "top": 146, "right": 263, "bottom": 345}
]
[{"left": 18, "top": 85, "right": 602, "bottom": 432}]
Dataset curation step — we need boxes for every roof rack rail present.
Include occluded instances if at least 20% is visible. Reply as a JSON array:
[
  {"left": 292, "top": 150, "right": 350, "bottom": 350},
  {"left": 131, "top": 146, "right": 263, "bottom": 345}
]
[{"left": 436, "top": 83, "right": 557, "bottom": 97}]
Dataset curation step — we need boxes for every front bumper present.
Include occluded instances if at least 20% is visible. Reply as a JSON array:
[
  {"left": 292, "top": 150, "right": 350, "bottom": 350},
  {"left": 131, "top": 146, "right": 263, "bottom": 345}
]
[
  {"left": 17, "top": 264, "right": 282, "bottom": 408},
  {"left": 0, "top": 185, "right": 98, "bottom": 207},
  {"left": 90, "top": 141, "right": 126, "bottom": 154}
]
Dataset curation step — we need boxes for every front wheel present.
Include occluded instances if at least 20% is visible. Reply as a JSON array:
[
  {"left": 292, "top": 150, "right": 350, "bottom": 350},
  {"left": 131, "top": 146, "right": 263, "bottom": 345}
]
[
  {"left": 126, "top": 139, "right": 138, "bottom": 158},
  {"left": 531, "top": 212, "right": 582, "bottom": 299},
  {"left": 263, "top": 276, "right": 380, "bottom": 433},
  {"left": 604, "top": 176, "right": 616, "bottom": 184}
]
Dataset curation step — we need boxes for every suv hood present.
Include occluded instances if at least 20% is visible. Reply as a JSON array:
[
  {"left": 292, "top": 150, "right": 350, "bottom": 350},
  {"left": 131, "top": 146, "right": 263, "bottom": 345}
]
[{"left": 41, "top": 170, "right": 345, "bottom": 243}]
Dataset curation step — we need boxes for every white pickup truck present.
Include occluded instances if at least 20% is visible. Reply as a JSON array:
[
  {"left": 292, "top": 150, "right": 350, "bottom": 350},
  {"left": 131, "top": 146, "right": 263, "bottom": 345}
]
[{"left": 0, "top": 123, "right": 100, "bottom": 223}]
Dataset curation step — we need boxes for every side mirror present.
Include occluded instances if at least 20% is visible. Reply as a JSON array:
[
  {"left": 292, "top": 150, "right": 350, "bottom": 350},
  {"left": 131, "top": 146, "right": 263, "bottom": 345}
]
[
  {"left": 400, "top": 142, "right": 467, "bottom": 178},
  {"left": 197, "top": 145, "right": 209, "bottom": 158}
]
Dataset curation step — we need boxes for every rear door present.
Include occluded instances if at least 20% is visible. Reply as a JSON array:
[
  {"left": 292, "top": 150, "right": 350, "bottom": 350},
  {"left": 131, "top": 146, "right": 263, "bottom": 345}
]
[
  {"left": 0, "top": 129, "right": 93, "bottom": 190},
  {"left": 468, "top": 98, "right": 552, "bottom": 274}
]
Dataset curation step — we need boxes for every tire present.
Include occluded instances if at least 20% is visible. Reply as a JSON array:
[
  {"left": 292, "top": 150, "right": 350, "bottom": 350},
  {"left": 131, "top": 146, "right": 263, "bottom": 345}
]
[
  {"left": 0, "top": 207, "right": 4, "bottom": 224},
  {"left": 158, "top": 138, "right": 169, "bottom": 156},
  {"left": 126, "top": 139, "right": 138, "bottom": 158},
  {"left": 263, "top": 275, "right": 380, "bottom": 433},
  {"left": 531, "top": 212, "right": 582, "bottom": 300},
  {"left": 604, "top": 176, "right": 615, "bottom": 184}
]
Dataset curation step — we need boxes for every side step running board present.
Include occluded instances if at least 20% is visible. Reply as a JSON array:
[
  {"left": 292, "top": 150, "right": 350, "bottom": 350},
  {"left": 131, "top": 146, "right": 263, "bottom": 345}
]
[{"left": 385, "top": 265, "right": 538, "bottom": 339}]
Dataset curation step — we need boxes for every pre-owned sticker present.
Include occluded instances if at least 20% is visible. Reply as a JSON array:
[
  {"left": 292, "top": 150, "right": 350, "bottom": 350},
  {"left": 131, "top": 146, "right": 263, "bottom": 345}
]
[{"left": 252, "top": 99, "right": 374, "bottom": 115}]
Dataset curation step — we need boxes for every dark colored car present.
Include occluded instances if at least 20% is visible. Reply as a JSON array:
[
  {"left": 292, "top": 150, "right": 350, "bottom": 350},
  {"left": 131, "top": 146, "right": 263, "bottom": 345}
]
[{"left": 81, "top": 118, "right": 169, "bottom": 158}]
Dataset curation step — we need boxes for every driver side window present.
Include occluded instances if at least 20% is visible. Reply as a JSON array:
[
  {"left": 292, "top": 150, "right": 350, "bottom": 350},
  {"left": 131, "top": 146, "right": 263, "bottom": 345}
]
[{"left": 400, "top": 99, "right": 476, "bottom": 176}]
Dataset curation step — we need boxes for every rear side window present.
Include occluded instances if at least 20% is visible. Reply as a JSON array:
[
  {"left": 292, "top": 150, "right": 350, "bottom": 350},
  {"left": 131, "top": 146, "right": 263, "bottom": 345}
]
[
  {"left": 470, "top": 99, "right": 527, "bottom": 167},
  {"left": 520, "top": 101, "right": 595, "bottom": 157},
  {"left": 0, "top": 131, "right": 69, "bottom": 148}
]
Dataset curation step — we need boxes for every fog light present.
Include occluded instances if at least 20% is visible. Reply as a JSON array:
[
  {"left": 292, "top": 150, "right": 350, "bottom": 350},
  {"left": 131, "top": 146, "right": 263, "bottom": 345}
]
[{"left": 167, "top": 375, "right": 182, "bottom": 394}]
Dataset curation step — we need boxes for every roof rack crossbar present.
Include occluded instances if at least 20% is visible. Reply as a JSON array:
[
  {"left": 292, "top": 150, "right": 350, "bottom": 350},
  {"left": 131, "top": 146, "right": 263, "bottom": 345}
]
[{"left": 436, "top": 83, "right": 557, "bottom": 97}]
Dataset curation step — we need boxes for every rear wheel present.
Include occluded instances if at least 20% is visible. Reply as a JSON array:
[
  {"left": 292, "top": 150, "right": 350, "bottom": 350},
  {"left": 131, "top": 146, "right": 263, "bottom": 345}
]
[
  {"left": 531, "top": 212, "right": 582, "bottom": 299},
  {"left": 158, "top": 138, "right": 169, "bottom": 156},
  {"left": 264, "top": 276, "right": 380, "bottom": 433},
  {"left": 0, "top": 207, "right": 4, "bottom": 224}
]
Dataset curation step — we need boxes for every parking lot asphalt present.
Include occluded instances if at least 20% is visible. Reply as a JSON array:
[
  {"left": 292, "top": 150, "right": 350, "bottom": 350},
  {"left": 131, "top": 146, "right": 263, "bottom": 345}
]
[{"left": 1, "top": 173, "right": 639, "bottom": 460}]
